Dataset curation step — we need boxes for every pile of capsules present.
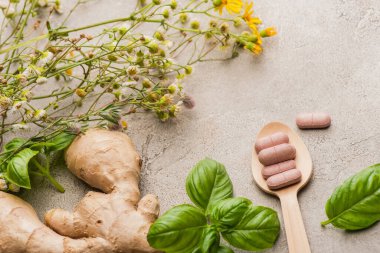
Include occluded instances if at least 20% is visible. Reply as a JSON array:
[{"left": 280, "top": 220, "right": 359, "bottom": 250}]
[
  {"left": 255, "top": 132, "right": 299, "bottom": 190},
  {"left": 255, "top": 112, "right": 331, "bottom": 190}
]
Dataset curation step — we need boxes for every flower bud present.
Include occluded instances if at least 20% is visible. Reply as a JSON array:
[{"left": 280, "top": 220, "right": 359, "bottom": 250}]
[
  {"left": 142, "top": 78, "right": 152, "bottom": 88},
  {"left": 179, "top": 13, "right": 188, "bottom": 24},
  {"left": 108, "top": 54, "right": 118, "bottom": 61},
  {"left": 213, "top": 0, "right": 222, "bottom": 7},
  {"left": 190, "top": 20, "right": 200, "bottom": 29},
  {"left": 260, "top": 27, "right": 277, "bottom": 37},
  {"left": 168, "top": 84, "right": 176, "bottom": 94},
  {"left": 147, "top": 41, "right": 159, "bottom": 53},
  {"left": 220, "top": 22, "right": 229, "bottom": 33},
  {"left": 75, "top": 88, "right": 87, "bottom": 98},
  {"left": 209, "top": 20, "right": 218, "bottom": 28},
  {"left": 154, "top": 31, "right": 165, "bottom": 41},
  {"left": 152, "top": 0, "right": 161, "bottom": 5},
  {"left": 162, "top": 8, "right": 170, "bottom": 19},
  {"left": 170, "top": 0, "right": 177, "bottom": 9},
  {"left": 184, "top": 65, "right": 193, "bottom": 75},
  {"left": 233, "top": 17, "right": 243, "bottom": 27},
  {"left": 245, "top": 42, "right": 262, "bottom": 55}
]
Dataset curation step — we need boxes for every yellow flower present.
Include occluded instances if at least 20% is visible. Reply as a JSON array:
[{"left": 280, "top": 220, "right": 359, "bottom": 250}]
[
  {"left": 241, "top": 1, "right": 263, "bottom": 44},
  {"left": 245, "top": 42, "right": 262, "bottom": 55},
  {"left": 261, "top": 27, "right": 277, "bottom": 37},
  {"left": 214, "top": 0, "right": 243, "bottom": 15}
]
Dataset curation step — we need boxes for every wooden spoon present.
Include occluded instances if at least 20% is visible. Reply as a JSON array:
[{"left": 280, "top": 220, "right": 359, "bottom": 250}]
[{"left": 252, "top": 122, "right": 312, "bottom": 253}]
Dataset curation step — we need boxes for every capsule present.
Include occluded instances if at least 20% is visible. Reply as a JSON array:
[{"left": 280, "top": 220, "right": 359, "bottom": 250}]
[
  {"left": 255, "top": 132, "right": 289, "bottom": 153},
  {"left": 266, "top": 169, "right": 302, "bottom": 190},
  {"left": 262, "top": 160, "right": 296, "bottom": 179},
  {"left": 258, "top": 143, "right": 296, "bottom": 166},
  {"left": 296, "top": 112, "right": 331, "bottom": 129}
]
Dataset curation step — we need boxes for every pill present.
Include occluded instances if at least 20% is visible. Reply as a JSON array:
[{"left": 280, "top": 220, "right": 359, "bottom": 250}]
[
  {"left": 255, "top": 132, "right": 289, "bottom": 153},
  {"left": 262, "top": 160, "right": 296, "bottom": 179},
  {"left": 266, "top": 169, "right": 302, "bottom": 190},
  {"left": 258, "top": 143, "right": 296, "bottom": 166},
  {"left": 296, "top": 112, "right": 331, "bottom": 129}
]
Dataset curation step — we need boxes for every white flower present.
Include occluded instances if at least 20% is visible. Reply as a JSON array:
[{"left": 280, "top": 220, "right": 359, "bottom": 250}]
[
  {"left": 163, "top": 40, "right": 174, "bottom": 49},
  {"left": 33, "top": 109, "right": 46, "bottom": 120},
  {"left": 36, "top": 76, "right": 48, "bottom": 84},
  {"left": 38, "top": 51, "right": 54, "bottom": 66},
  {"left": 0, "top": 96, "right": 12, "bottom": 110},
  {"left": 11, "top": 101, "right": 26, "bottom": 112},
  {"left": 127, "top": 66, "right": 139, "bottom": 76},
  {"left": 11, "top": 123, "right": 30, "bottom": 131}
]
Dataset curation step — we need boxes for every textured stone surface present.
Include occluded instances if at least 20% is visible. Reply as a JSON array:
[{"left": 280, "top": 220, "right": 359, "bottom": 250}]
[{"left": 19, "top": 0, "right": 380, "bottom": 252}]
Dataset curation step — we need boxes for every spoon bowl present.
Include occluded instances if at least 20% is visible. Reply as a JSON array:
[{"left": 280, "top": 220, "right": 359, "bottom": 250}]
[{"left": 252, "top": 121, "right": 312, "bottom": 253}]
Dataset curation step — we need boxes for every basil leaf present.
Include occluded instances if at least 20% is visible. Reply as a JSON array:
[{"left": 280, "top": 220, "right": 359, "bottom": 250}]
[
  {"left": 214, "top": 246, "right": 234, "bottom": 253},
  {"left": 186, "top": 158, "right": 233, "bottom": 214},
  {"left": 210, "top": 197, "right": 251, "bottom": 229},
  {"left": 147, "top": 204, "right": 207, "bottom": 253},
  {"left": 322, "top": 164, "right": 380, "bottom": 230},
  {"left": 4, "top": 138, "right": 27, "bottom": 152},
  {"left": 5, "top": 148, "right": 38, "bottom": 189},
  {"left": 199, "top": 226, "right": 220, "bottom": 253},
  {"left": 221, "top": 205, "right": 280, "bottom": 251},
  {"left": 45, "top": 132, "right": 76, "bottom": 153}
]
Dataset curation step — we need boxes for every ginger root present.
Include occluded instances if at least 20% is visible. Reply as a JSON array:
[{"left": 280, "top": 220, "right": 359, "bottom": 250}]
[{"left": 0, "top": 129, "right": 159, "bottom": 253}]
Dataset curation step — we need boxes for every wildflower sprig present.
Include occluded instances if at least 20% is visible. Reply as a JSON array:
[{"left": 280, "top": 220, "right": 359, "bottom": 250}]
[{"left": 0, "top": 0, "right": 276, "bottom": 193}]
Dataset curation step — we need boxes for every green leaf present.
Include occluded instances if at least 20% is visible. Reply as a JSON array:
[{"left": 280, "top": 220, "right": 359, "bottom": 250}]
[
  {"left": 186, "top": 158, "right": 233, "bottom": 214},
  {"left": 210, "top": 197, "right": 252, "bottom": 229},
  {"left": 147, "top": 204, "right": 207, "bottom": 253},
  {"left": 214, "top": 246, "right": 234, "bottom": 253},
  {"left": 322, "top": 164, "right": 380, "bottom": 230},
  {"left": 44, "top": 132, "right": 76, "bottom": 153},
  {"left": 199, "top": 226, "right": 220, "bottom": 253},
  {"left": 221, "top": 205, "right": 280, "bottom": 251},
  {"left": 5, "top": 148, "right": 38, "bottom": 189},
  {"left": 3, "top": 138, "right": 27, "bottom": 152}
]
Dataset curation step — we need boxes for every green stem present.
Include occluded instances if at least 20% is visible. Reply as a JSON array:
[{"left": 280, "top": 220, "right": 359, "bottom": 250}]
[
  {"left": 31, "top": 158, "right": 65, "bottom": 193},
  {"left": 45, "top": 173, "right": 65, "bottom": 193}
]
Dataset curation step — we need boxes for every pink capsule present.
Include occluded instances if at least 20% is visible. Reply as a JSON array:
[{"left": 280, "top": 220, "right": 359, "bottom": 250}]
[
  {"left": 266, "top": 169, "right": 302, "bottom": 190},
  {"left": 258, "top": 143, "right": 296, "bottom": 166},
  {"left": 296, "top": 112, "right": 331, "bottom": 129},
  {"left": 255, "top": 132, "right": 289, "bottom": 153},
  {"left": 262, "top": 160, "right": 296, "bottom": 179}
]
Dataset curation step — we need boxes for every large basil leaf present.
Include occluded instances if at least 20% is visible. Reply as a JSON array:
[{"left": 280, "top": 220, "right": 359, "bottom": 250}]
[
  {"left": 322, "top": 164, "right": 380, "bottom": 230},
  {"left": 44, "top": 132, "right": 76, "bottom": 153},
  {"left": 210, "top": 197, "right": 251, "bottom": 229},
  {"left": 186, "top": 158, "right": 233, "bottom": 213},
  {"left": 5, "top": 148, "right": 38, "bottom": 189},
  {"left": 221, "top": 205, "right": 280, "bottom": 251},
  {"left": 147, "top": 204, "right": 207, "bottom": 253}
]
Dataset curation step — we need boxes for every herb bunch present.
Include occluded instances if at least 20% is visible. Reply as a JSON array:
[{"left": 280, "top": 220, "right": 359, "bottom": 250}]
[{"left": 0, "top": 0, "right": 276, "bottom": 193}]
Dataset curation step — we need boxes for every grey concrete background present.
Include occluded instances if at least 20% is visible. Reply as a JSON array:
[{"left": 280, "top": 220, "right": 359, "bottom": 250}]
[{"left": 19, "top": 0, "right": 380, "bottom": 252}]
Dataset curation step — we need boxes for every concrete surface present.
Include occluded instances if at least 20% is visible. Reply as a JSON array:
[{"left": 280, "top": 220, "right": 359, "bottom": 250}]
[{"left": 19, "top": 0, "right": 380, "bottom": 252}]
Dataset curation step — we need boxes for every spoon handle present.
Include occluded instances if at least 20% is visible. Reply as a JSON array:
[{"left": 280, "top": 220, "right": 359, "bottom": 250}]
[{"left": 279, "top": 191, "right": 311, "bottom": 253}]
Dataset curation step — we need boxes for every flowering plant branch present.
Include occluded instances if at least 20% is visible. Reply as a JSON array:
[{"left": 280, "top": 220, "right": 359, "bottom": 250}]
[{"left": 0, "top": 0, "right": 276, "bottom": 193}]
